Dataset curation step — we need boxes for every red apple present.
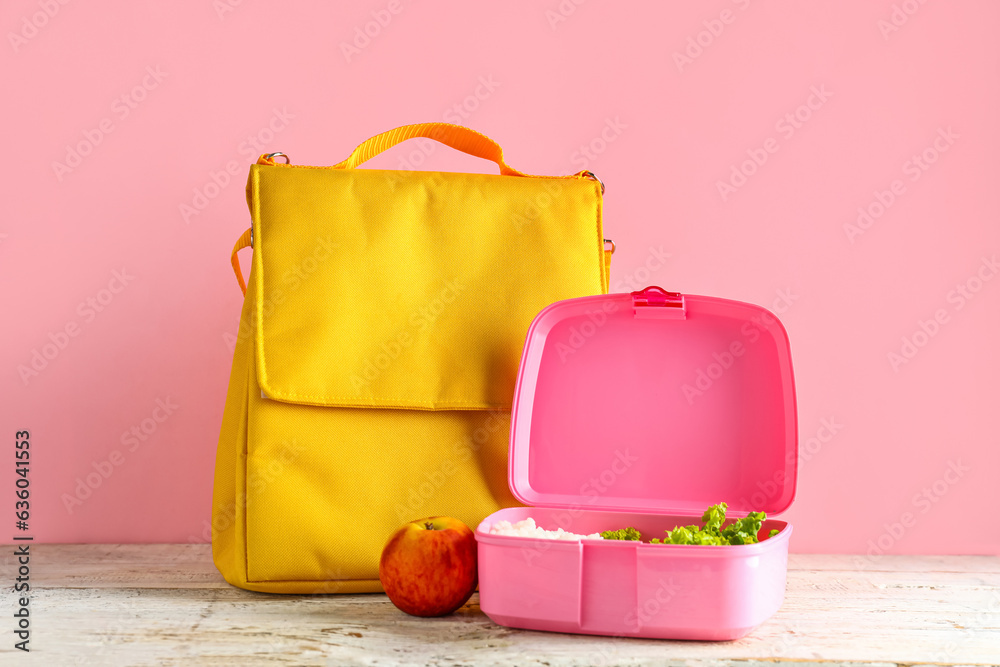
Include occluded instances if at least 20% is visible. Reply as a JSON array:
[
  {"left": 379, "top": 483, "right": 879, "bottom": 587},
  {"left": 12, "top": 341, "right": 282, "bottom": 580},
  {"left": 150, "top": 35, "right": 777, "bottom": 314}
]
[{"left": 379, "top": 516, "right": 478, "bottom": 617}]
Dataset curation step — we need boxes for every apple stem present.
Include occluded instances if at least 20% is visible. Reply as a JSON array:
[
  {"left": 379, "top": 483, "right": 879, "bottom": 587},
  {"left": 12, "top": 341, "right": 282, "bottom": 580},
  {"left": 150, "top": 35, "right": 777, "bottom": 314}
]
[{"left": 424, "top": 521, "right": 435, "bottom": 530}]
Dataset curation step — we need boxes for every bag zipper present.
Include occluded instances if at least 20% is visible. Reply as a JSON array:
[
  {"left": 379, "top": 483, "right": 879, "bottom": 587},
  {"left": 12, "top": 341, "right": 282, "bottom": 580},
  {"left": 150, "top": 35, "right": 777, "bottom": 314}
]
[{"left": 256, "top": 152, "right": 604, "bottom": 193}]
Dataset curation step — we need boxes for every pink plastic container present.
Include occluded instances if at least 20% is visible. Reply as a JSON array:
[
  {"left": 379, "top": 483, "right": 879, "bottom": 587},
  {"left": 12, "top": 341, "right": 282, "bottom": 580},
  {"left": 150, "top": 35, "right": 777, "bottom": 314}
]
[{"left": 476, "top": 287, "right": 797, "bottom": 641}]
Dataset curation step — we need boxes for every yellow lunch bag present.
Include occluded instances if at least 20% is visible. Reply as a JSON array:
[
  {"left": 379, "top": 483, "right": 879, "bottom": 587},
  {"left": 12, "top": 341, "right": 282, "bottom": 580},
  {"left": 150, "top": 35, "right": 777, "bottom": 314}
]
[{"left": 212, "top": 122, "right": 611, "bottom": 593}]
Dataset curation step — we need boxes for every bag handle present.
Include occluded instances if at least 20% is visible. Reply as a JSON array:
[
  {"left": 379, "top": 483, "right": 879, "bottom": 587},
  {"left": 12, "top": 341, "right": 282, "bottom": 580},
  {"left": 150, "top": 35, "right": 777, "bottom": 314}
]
[{"left": 331, "top": 122, "right": 529, "bottom": 177}]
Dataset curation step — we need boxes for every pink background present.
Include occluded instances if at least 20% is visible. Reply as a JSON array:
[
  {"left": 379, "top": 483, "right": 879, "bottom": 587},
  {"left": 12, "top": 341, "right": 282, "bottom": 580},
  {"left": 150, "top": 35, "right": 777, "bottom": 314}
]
[{"left": 2, "top": 0, "right": 997, "bottom": 556}]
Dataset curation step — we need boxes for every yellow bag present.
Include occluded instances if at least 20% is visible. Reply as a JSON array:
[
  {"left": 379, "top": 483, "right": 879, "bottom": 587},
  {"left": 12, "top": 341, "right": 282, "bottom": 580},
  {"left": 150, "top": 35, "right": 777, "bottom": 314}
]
[{"left": 212, "top": 123, "right": 611, "bottom": 593}]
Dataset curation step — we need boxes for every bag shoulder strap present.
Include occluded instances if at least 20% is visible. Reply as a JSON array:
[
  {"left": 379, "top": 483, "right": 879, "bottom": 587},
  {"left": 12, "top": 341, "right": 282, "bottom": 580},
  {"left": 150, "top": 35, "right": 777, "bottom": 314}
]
[{"left": 231, "top": 228, "right": 252, "bottom": 296}]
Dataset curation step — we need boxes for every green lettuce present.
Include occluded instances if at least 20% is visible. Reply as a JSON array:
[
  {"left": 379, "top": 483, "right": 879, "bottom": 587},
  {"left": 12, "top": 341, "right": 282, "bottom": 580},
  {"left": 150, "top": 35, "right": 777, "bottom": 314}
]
[
  {"left": 600, "top": 526, "right": 642, "bottom": 541},
  {"left": 649, "top": 503, "right": 778, "bottom": 546}
]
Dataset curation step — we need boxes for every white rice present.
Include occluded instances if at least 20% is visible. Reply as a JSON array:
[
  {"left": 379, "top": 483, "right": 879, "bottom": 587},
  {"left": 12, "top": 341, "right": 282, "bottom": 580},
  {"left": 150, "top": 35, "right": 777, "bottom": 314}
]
[{"left": 487, "top": 517, "right": 603, "bottom": 541}]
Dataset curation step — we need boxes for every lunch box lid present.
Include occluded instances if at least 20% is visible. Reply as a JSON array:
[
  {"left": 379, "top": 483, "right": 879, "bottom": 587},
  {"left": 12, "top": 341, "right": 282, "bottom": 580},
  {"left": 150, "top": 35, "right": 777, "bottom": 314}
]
[{"left": 508, "top": 286, "right": 797, "bottom": 517}]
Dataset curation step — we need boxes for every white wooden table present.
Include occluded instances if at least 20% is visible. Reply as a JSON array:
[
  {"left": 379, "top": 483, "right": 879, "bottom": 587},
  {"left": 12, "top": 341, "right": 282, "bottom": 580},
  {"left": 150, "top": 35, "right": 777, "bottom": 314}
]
[{"left": 2, "top": 545, "right": 998, "bottom": 666}]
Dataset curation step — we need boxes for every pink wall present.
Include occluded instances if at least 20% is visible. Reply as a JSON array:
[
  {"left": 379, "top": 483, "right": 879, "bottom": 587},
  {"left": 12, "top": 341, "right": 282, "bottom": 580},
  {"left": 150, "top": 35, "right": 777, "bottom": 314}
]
[{"left": 2, "top": 1, "right": 997, "bottom": 556}]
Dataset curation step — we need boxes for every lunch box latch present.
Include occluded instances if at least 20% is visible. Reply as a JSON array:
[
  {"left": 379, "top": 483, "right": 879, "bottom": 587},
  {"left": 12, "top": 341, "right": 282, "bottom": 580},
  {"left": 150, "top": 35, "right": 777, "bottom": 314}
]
[{"left": 631, "top": 286, "right": 686, "bottom": 319}]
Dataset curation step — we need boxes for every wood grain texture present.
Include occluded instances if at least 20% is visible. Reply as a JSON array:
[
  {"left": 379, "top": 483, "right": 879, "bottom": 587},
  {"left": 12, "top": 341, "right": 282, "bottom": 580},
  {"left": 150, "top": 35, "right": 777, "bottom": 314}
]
[{"left": 1, "top": 545, "right": 998, "bottom": 666}]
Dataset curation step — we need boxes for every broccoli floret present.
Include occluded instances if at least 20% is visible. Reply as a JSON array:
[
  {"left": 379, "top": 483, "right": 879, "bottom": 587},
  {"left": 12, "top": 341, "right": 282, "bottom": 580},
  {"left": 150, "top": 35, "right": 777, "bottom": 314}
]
[{"left": 600, "top": 526, "right": 642, "bottom": 541}]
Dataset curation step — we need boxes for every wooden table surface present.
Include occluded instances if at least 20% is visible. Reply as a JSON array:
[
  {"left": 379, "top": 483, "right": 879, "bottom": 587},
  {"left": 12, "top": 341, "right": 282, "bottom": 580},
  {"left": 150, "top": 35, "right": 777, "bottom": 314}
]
[{"left": 2, "top": 544, "right": 998, "bottom": 666}]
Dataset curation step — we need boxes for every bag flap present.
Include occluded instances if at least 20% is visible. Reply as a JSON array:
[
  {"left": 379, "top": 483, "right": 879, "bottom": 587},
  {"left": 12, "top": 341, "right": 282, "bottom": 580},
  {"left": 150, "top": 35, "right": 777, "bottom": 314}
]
[{"left": 248, "top": 164, "right": 606, "bottom": 410}]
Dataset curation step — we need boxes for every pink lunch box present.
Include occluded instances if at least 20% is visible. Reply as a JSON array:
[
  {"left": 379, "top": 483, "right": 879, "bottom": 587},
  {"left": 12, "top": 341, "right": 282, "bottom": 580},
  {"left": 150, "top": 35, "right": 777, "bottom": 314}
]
[{"left": 476, "top": 286, "right": 798, "bottom": 641}]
